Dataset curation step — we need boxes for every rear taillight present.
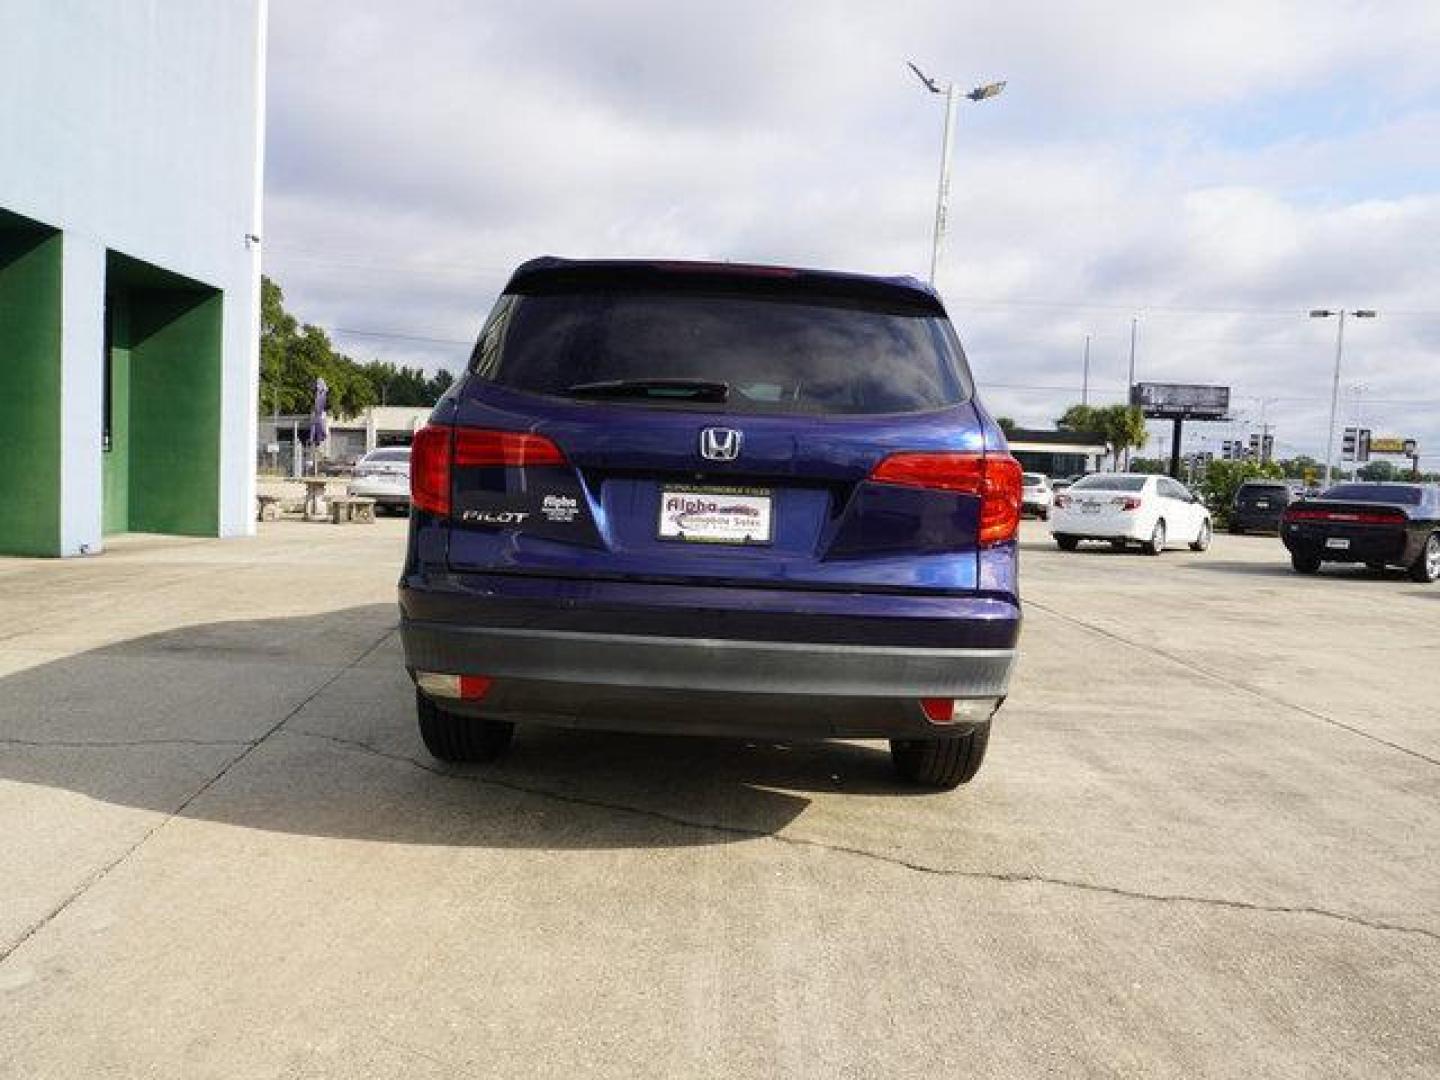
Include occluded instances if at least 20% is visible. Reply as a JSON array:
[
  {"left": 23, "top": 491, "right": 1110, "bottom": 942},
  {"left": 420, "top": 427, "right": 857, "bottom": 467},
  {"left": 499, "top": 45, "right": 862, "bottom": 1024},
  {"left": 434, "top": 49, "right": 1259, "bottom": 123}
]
[
  {"left": 454, "top": 428, "right": 566, "bottom": 468},
  {"left": 410, "top": 424, "right": 567, "bottom": 518},
  {"left": 410, "top": 424, "right": 453, "bottom": 516},
  {"left": 868, "top": 452, "right": 1023, "bottom": 546},
  {"left": 1112, "top": 496, "right": 1142, "bottom": 512},
  {"left": 1054, "top": 493, "right": 1071, "bottom": 509},
  {"left": 1284, "top": 507, "right": 1405, "bottom": 525}
]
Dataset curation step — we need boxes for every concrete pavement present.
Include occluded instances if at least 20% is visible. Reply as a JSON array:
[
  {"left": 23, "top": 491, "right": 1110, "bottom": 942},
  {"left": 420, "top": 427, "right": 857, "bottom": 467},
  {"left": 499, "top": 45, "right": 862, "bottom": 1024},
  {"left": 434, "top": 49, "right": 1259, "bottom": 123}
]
[{"left": 2, "top": 520, "right": 1437, "bottom": 1077}]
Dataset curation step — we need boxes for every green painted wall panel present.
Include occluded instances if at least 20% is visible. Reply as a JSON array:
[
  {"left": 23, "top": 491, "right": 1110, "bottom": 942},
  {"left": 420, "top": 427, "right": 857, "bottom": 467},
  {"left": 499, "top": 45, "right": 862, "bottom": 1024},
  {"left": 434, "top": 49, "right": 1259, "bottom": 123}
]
[
  {"left": 0, "top": 225, "right": 63, "bottom": 556},
  {"left": 102, "top": 290, "right": 132, "bottom": 534},
  {"left": 127, "top": 290, "right": 222, "bottom": 536}
]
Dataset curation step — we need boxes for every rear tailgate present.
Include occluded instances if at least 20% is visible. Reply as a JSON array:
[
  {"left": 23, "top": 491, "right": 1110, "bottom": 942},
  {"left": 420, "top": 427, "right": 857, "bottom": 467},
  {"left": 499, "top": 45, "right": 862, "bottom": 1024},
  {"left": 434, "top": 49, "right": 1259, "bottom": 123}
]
[{"left": 444, "top": 385, "right": 992, "bottom": 593}]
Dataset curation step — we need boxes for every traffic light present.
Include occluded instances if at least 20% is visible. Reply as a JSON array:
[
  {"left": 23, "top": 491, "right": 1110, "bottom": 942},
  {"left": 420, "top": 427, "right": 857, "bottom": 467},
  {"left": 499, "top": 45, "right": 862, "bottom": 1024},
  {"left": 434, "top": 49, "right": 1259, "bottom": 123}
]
[
  {"left": 1357, "top": 429, "right": 1371, "bottom": 462},
  {"left": 1261, "top": 434, "right": 1274, "bottom": 463},
  {"left": 1342, "top": 427, "right": 1358, "bottom": 461}
]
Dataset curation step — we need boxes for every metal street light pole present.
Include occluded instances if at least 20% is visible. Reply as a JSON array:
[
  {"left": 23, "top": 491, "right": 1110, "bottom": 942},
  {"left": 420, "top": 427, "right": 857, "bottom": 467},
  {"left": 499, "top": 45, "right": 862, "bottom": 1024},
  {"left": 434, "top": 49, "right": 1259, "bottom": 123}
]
[
  {"left": 1311, "top": 308, "right": 1377, "bottom": 488},
  {"left": 1124, "top": 315, "right": 1138, "bottom": 468},
  {"left": 907, "top": 63, "right": 1005, "bottom": 286}
]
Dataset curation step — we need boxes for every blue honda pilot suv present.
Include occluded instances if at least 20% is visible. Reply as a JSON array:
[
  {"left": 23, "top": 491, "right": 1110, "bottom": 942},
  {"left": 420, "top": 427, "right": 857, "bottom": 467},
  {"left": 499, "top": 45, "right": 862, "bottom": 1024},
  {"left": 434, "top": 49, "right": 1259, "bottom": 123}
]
[{"left": 399, "top": 257, "right": 1022, "bottom": 788}]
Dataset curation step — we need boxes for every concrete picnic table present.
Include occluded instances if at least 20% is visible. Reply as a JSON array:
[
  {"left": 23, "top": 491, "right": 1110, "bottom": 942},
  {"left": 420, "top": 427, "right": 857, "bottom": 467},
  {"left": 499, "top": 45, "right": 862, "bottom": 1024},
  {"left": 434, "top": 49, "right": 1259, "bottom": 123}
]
[{"left": 301, "top": 477, "right": 331, "bottom": 521}]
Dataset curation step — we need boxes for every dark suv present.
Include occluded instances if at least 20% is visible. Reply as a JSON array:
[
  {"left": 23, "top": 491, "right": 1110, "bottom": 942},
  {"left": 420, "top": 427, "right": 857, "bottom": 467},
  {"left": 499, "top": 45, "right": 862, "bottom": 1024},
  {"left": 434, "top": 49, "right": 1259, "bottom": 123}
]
[
  {"left": 1230, "top": 480, "right": 1295, "bottom": 534},
  {"left": 399, "top": 258, "right": 1022, "bottom": 788}
]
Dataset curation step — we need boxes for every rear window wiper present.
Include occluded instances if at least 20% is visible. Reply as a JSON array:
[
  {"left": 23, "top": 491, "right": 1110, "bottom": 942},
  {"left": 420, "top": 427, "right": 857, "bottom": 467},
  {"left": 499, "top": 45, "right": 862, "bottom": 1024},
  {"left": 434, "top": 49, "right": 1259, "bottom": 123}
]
[{"left": 564, "top": 378, "right": 729, "bottom": 403}]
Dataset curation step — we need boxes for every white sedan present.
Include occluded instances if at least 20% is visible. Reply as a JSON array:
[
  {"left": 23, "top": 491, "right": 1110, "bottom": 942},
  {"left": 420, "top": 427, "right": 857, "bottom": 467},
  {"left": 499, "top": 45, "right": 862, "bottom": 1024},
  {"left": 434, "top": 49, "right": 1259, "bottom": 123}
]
[
  {"left": 1050, "top": 473, "right": 1212, "bottom": 555},
  {"left": 1021, "top": 473, "right": 1054, "bottom": 519},
  {"left": 348, "top": 447, "right": 412, "bottom": 513}
]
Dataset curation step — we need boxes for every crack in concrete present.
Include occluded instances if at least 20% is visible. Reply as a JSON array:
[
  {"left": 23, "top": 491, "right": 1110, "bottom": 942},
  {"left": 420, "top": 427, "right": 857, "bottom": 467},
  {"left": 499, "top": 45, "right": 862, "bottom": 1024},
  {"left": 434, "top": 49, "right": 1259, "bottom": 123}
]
[
  {"left": 288, "top": 728, "right": 1440, "bottom": 947},
  {"left": 1, "top": 737, "right": 252, "bottom": 750},
  {"left": 0, "top": 626, "right": 398, "bottom": 967},
  {"left": 1024, "top": 598, "right": 1440, "bottom": 769}
]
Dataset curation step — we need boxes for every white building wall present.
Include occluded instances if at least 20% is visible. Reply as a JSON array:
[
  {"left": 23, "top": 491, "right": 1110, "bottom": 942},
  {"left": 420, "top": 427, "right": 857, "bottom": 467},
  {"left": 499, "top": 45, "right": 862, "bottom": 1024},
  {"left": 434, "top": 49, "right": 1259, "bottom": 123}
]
[{"left": 0, "top": 0, "right": 267, "bottom": 553}]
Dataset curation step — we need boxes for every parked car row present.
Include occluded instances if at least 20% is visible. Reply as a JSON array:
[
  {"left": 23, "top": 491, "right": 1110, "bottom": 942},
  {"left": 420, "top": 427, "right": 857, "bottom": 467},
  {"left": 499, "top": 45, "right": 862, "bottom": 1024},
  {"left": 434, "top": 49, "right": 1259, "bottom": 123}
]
[{"left": 1029, "top": 467, "right": 1439, "bottom": 584}]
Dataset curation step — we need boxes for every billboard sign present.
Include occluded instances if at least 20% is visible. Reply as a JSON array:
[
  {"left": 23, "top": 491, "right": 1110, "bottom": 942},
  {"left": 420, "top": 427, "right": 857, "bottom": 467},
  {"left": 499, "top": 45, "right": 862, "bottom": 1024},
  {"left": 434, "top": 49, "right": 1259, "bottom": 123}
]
[{"left": 1131, "top": 382, "right": 1230, "bottom": 419}]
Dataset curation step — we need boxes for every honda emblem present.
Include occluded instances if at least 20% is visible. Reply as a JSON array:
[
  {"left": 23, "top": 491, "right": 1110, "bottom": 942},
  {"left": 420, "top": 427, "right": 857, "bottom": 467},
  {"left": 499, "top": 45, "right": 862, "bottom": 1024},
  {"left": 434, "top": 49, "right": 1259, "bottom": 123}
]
[{"left": 699, "top": 427, "right": 743, "bottom": 462}]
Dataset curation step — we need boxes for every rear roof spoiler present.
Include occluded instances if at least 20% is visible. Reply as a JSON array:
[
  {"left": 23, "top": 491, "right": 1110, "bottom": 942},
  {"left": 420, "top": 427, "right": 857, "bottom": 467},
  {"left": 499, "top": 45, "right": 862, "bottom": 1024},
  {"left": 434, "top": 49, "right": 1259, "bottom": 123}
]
[{"left": 505, "top": 256, "right": 945, "bottom": 315}]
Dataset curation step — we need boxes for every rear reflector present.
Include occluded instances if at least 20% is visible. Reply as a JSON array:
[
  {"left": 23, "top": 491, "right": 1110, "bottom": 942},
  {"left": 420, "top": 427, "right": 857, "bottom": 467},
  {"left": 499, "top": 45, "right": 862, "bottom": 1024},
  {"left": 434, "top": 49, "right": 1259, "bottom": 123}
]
[
  {"left": 869, "top": 452, "right": 1023, "bottom": 546},
  {"left": 921, "top": 697, "right": 1001, "bottom": 725},
  {"left": 415, "top": 672, "right": 494, "bottom": 700},
  {"left": 921, "top": 698, "right": 955, "bottom": 722},
  {"left": 410, "top": 424, "right": 567, "bottom": 518}
]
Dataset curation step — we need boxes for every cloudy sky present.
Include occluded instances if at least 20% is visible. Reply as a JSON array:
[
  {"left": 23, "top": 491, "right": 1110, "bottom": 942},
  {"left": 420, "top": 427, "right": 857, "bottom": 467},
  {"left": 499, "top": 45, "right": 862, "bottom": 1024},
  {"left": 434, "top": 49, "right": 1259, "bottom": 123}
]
[{"left": 264, "top": 0, "right": 1440, "bottom": 465}]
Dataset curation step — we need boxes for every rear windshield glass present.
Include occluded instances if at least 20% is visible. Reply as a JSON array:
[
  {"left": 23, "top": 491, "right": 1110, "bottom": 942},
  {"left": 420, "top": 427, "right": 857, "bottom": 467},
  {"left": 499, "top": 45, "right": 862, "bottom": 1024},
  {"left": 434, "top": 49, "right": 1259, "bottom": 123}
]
[
  {"left": 1069, "top": 475, "right": 1147, "bottom": 492},
  {"left": 1323, "top": 483, "right": 1422, "bottom": 505},
  {"left": 481, "top": 292, "right": 969, "bottom": 415},
  {"left": 1240, "top": 483, "right": 1288, "bottom": 493},
  {"left": 1022, "top": 474, "right": 1046, "bottom": 485}
]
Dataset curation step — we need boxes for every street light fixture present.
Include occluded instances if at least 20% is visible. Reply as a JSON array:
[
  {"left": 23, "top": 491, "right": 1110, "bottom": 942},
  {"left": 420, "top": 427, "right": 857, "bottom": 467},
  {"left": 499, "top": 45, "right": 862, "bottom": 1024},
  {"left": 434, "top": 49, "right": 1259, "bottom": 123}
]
[
  {"left": 1310, "top": 308, "right": 1377, "bottom": 487},
  {"left": 907, "top": 62, "right": 1006, "bottom": 285}
]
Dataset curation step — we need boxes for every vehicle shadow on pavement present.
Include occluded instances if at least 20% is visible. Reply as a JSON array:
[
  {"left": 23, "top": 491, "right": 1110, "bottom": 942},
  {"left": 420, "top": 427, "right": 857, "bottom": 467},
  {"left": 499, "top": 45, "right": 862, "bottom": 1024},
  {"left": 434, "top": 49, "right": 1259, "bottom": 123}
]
[
  {"left": 0, "top": 606, "right": 924, "bottom": 851},
  {"left": 1181, "top": 561, "right": 1404, "bottom": 582}
]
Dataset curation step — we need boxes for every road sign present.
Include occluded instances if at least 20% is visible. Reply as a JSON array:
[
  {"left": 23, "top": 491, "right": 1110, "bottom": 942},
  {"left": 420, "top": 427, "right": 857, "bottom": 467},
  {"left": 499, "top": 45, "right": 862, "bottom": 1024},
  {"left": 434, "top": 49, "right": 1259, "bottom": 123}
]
[{"left": 1370, "top": 436, "right": 1413, "bottom": 455}]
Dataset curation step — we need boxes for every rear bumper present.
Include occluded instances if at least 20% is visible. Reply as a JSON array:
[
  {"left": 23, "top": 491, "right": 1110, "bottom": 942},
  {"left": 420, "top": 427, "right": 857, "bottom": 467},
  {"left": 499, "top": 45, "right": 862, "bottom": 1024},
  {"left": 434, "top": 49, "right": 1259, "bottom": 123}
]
[
  {"left": 1231, "top": 509, "right": 1283, "bottom": 532},
  {"left": 1049, "top": 514, "right": 1148, "bottom": 541},
  {"left": 348, "top": 480, "right": 409, "bottom": 505},
  {"left": 399, "top": 572, "right": 1019, "bottom": 738},
  {"left": 1282, "top": 525, "right": 1413, "bottom": 564}
]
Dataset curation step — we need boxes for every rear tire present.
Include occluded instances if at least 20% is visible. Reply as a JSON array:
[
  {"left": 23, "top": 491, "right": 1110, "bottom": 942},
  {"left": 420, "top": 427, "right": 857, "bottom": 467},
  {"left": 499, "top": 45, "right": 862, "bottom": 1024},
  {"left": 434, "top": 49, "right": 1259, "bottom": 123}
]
[
  {"left": 891, "top": 722, "right": 991, "bottom": 790},
  {"left": 1055, "top": 535, "right": 1080, "bottom": 551},
  {"left": 1190, "top": 519, "right": 1212, "bottom": 552},
  {"left": 416, "top": 690, "right": 514, "bottom": 763},
  {"left": 1146, "top": 520, "right": 1166, "bottom": 556},
  {"left": 1408, "top": 534, "right": 1440, "bottom": 584},
  {"left": 1291, "top": 552, "right": 1322, "bottom": 575}
]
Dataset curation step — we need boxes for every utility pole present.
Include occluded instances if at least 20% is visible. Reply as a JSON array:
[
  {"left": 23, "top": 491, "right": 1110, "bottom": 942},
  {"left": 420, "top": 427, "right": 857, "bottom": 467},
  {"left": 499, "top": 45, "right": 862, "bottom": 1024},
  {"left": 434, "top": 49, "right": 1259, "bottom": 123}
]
[
  {"left": 1082, "top": 334, "right": 1091, "bottom": 406},
  {"left": 907, "top": 64, "right": 1005, "bottom": 286}
]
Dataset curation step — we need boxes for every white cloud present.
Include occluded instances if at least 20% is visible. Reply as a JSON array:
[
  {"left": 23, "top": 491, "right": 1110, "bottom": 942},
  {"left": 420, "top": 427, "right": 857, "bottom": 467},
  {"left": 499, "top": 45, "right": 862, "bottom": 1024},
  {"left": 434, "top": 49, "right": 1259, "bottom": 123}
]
[{"left": 263, "top": 0, "right": 1440, "bottom": 462}]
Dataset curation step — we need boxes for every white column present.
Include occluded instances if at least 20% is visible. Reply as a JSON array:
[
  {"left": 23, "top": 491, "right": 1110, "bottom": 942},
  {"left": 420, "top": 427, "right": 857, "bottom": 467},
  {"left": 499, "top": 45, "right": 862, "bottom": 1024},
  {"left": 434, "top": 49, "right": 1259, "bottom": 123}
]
[{"left": 57, "top": 232, "right": 106, "bottom": 556}]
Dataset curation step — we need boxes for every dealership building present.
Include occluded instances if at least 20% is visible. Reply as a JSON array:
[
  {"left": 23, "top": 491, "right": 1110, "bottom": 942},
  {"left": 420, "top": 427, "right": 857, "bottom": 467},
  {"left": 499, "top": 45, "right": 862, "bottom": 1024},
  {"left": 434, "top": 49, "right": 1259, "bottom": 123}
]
[{"left": 0, "top": 3, "right": 267, "bottom": 556}]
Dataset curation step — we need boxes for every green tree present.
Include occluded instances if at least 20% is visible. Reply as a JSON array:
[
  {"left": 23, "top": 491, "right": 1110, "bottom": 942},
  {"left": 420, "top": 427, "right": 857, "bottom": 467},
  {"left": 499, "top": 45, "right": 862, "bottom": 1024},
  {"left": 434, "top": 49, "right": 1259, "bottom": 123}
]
[
  {"left": 259, "top": 276, "right": 457, "bottom": 418},
  {"left": 1199, "top": 459, "right": 1285, "bottom": 523},
  {"left": 1357, "top": 459, "right": 1398, "bottom": 481},
  {"left": 995, "top": 416, "right": 1018, "bottom": 437},
  {"left": 1057, "top": 403, "right": 1148, "bottom": 469}
]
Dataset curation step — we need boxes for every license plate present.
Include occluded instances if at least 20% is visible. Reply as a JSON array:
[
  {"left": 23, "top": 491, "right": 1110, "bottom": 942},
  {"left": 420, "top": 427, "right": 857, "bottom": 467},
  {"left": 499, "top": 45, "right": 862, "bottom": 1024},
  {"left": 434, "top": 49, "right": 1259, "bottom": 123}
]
[
  {"left": 658, "top": 486, "right": 773, "bottom": 544},
  {"left": 1326, "top": 537, "right": 1350, "bottom": 550},
  {"left": 1081, "top": 502, "right": 1102, "bottom": 514},
  {"left": 1254, "top": 501, "right": 1270, "bottom": 508}
]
